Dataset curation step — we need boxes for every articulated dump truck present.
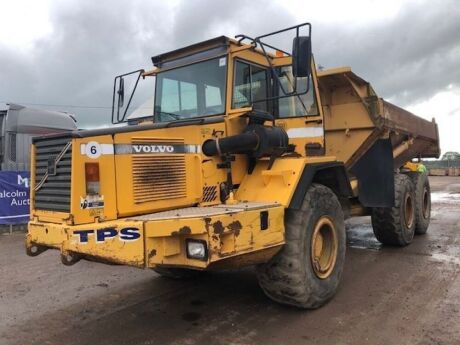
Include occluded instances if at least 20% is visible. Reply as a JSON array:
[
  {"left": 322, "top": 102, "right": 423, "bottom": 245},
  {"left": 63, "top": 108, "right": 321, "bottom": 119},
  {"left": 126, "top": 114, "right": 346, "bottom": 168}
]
[{"left": 26, "top": 23, "right": 440, "bottom": 308}]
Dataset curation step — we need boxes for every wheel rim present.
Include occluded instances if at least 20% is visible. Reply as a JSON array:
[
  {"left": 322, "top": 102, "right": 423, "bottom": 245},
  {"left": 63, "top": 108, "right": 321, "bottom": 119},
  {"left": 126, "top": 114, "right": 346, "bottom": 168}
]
[
  {"left": 422, "top": 188, "right": 430, "bottom": 219},
  {"left": 404, "top": 193, "right": 415, "bottom": 228},
  {"left": 310, "top": 216, "right": 338, "bottom": 279}
]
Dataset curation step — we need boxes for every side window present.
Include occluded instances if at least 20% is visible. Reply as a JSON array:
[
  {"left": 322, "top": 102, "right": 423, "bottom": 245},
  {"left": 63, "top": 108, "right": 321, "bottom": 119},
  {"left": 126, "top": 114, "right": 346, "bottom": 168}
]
[
  {"left": 180, "top": 81, "right": 197, "bottom": 114},
  {"left": 251, "top": 66, "right": 268, "bottom": 108},
  {"left": 0, "top": 115, "right": 3, "bottom": 165},
  {"left": 161, "top": 79, "right": 198, "bottom": 116},
  {"left": 232, "top": 61, "right": 268, "bottom": 111},
  {"left": 205, "top": 85, "right": 223, "bottom": 110},
  {"left": 9, "top": 133, "right": 16, "bottom": 162},
  {"left": 233, "top": 62, "right": 251, "bottom": 108},
  {"left": 278, "top": 66, "right": 318, "bottom": 118},
  {"left": 161, "top": 78, "right": 179, "bottom": 112}
]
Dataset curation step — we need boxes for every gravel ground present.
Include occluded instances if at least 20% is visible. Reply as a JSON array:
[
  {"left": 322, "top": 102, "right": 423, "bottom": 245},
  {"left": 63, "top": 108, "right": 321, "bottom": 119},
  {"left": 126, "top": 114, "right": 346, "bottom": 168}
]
[{"left": 0, "top": 176, "right": 459, "bottom": 345}]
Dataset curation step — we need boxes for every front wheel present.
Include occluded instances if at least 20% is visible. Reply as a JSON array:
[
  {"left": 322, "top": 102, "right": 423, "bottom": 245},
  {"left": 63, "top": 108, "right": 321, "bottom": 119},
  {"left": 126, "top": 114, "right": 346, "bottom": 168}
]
[{"left": 256, "top": 184, "right": 346, "bottom": 309}]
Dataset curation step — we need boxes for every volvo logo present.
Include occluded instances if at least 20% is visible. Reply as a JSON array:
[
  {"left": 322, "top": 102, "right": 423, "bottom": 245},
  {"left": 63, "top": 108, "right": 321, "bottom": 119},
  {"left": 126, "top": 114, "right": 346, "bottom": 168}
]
[{"left": 132, "top": 145, "right": 175, "bottom": 153}]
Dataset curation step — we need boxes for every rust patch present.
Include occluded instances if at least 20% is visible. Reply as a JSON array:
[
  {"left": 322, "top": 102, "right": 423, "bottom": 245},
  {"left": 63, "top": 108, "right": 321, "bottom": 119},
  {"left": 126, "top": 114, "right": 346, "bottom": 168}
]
[
  {"left": 171, "top": 226, "right": 192, "bottom": 236},
  {"left": 148, "top": 249, "right": 157, "bottom": 259},
  {"left": 212, "top": 221, "right": 225, "bottom": 235},
  {"left": 227, "top": 221, "right": 242, "bottom": 237},
  {"left": 81, "top": 253, "right": 142, "bottom": 267},
  {"left": 179, "top": 226, "right": 192, "bottom": 234},
  {"left": 204, "top": 217, "right": 212, "bottom": 232}
]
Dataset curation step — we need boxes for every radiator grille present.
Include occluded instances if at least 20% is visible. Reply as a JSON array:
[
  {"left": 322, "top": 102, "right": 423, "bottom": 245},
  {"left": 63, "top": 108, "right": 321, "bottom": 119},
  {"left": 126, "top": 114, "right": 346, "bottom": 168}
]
[
  {"left": 34, "top": 137, "right": 72, "bottom": 212},
  {"left": 131, "top": 138, "right": 187, "bottom": 204}
]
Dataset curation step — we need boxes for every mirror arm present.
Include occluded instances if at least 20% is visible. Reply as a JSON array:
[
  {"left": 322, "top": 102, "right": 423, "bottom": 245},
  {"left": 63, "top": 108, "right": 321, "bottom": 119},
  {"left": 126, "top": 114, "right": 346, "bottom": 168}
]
[
  {"left": 255, "top": 38, "right": 297, "bottom": 97},
  {"left": 121, "top": 70, "right": 143, "bottom": 122},
  {"left": 111, "top": 69, "right": 145, "bottom": 124}
]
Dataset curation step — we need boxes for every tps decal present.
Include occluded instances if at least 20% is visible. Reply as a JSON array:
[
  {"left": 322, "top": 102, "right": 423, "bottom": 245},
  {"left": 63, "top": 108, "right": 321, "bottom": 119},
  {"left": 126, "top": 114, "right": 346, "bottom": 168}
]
[{"left": 73, "top": 227, "right": 141, "bottom": 243}]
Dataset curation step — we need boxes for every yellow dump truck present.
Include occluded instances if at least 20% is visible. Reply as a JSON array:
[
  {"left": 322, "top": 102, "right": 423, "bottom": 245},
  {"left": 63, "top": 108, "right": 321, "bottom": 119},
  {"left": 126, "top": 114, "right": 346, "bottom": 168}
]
[{"left": 26, "top": 23, "right": 440, "bottom": 308}]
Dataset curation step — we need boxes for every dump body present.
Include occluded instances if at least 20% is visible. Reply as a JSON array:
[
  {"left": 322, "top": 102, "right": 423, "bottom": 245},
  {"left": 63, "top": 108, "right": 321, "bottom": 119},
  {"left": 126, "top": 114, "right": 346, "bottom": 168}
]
[{"left": 318, "top": 67, "right": 439, "bottom": 171}]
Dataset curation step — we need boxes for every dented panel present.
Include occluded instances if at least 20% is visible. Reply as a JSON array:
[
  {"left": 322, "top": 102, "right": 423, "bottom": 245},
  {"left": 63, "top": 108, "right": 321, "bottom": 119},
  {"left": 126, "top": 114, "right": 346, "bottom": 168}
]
[{"left": 144, "top": 204, "right": 285, "bottom": 268}]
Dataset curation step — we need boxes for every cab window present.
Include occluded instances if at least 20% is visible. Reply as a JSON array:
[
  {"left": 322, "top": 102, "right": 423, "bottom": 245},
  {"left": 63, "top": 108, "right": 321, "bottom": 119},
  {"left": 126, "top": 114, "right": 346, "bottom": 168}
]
[
  {"left": 161, "top": 79, "right": 198, "bottom": 115},
  {"left": 232, "top": 61, "right": 268, "bottom": 111},
  {"left": 277, "top": 66, "right": 318, "bottom": 117},
  {"left": 155, "top": 57, "right": 226, "bottom": 121}
]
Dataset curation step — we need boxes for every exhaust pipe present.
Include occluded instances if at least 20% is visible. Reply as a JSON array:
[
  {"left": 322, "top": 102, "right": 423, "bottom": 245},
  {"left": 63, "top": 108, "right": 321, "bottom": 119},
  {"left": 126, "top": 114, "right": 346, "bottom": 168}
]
[{"left": 202, "top": 125, "right": 289, "bottom": 158}]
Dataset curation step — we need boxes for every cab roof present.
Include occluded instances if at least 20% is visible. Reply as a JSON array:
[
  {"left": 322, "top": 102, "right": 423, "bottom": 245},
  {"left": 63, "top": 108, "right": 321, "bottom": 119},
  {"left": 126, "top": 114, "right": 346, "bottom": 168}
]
[{"left": 151, "top": 36, "right": 235, "bottom": 68}]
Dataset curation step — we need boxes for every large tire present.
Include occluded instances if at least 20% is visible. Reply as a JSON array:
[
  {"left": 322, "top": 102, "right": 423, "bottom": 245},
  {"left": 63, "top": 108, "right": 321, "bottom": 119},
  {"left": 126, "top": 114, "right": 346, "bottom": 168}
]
[
  {"left": 256, "top": 184, "right": 346, "bottom": 309},
  {"left": 405, "top": 172, "right": 431, "bottom": 234},
  {"left": 152, "top": 266, "right": 202, "bottom": 279},
  {"left": 371, "top": 174, "right": 416, "bottom": 246}
]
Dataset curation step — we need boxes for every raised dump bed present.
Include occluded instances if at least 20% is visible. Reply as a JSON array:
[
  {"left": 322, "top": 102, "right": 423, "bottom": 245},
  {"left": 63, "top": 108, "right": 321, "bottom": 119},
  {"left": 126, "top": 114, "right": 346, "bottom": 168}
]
[{"left": 318, "top": 67, "right": 440, "bottom": 170}]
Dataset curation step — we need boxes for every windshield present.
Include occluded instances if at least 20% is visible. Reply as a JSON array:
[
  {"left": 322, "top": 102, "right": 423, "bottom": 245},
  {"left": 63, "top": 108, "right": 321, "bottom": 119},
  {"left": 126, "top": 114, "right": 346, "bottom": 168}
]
[{"left": 154, "top": 57, "right": 227, "bottom": 122}]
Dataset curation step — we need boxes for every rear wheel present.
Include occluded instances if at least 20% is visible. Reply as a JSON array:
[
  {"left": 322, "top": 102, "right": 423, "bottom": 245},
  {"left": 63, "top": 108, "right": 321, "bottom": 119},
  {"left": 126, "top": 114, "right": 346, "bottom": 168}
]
[
  {"left": 371, "top": 174, "right": 416, "bottom": 246},
  {"left": 405, "top": 172, "right": 431, "bottom": 234},
  {"left": 256, "top": 184, "right": 346, "bottom": 309}
]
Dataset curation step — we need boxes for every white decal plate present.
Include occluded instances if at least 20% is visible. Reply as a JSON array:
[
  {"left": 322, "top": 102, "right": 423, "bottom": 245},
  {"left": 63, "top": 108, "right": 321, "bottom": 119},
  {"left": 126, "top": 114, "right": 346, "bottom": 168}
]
[
  {"left": 81, "top": 142, "right": 114, "bottom": 158},
  {"left": 286, "top": 127, "right": 324, "bottom": 138}
]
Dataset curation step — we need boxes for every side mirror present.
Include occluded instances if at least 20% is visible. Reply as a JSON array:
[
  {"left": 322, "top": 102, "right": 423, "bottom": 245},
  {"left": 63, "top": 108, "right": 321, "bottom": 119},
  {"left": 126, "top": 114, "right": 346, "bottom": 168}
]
[
  {"left": 117, "top": 77, "right": 125, "bottom": 108},
  {"left": 292, "top": 36, "right": 312, "bottom": 78}
]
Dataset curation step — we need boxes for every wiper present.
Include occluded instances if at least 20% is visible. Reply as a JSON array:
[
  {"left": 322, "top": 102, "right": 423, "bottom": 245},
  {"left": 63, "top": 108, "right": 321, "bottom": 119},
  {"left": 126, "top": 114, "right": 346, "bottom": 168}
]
[
  {"left": 165, "top": 117, "right": 205, "bottom": 128},
  {"left": 155, "top": 111, "right": 181, "bottom": 121}
]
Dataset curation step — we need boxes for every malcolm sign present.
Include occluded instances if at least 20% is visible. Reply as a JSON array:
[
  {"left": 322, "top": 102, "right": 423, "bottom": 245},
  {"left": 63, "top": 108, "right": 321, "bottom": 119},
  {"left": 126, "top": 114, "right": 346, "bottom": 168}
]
[{"left": 0, "top": 171, "right": 30, "bottom": 225}]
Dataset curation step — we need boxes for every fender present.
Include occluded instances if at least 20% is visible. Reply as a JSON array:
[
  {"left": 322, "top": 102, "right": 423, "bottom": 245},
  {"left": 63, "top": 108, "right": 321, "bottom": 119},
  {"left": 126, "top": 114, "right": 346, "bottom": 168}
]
[{"left": 289, "top": 162, "right": 353, "bottom": 210}]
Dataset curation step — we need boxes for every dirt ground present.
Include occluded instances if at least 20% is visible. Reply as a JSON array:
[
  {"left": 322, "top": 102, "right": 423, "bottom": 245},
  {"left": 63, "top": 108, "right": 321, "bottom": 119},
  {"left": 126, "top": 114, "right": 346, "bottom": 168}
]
[{"left": 1, "top": 176, "right": 459, "bottom": 345}]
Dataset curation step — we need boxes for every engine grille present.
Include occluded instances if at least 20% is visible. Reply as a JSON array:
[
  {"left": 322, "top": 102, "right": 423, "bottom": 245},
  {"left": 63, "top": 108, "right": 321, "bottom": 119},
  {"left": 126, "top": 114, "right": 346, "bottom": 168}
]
[
  {"left": 132, "top": 138, "right": 187, "bottom": 204},
  {"left": 34, "top": 137, "right": 72, "bottom": 212}
]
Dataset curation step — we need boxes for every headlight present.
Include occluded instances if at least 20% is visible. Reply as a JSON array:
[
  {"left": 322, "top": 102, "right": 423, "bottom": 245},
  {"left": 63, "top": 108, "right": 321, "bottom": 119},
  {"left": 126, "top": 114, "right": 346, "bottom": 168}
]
[{"left": 186, "top": 239, "right": 208, "bottom": 261}]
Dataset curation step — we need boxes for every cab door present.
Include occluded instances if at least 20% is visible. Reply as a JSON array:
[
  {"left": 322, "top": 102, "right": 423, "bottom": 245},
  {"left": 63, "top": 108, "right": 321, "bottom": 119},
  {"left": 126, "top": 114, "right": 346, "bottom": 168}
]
[{"left": 274, "top": 64, "right": 324, "bottom": 157}]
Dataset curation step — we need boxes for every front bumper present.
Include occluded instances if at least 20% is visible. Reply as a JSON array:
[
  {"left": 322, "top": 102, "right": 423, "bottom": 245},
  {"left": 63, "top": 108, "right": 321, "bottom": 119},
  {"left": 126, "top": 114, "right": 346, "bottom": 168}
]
[{"left": 27, "top": 203, "right": 285, "bottom": 269}]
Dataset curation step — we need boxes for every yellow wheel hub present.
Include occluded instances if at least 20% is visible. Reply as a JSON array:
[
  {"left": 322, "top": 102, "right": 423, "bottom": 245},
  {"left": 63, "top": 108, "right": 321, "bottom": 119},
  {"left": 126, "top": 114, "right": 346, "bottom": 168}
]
[
  {"left": 422, "top": 189, "right": 430, "bottom": 219},
  {"left": 404, "top": 193, "right": 414, "bottom": 228},
  {"left": 311, "top": 216, "right": 338, "bottom": 279}
]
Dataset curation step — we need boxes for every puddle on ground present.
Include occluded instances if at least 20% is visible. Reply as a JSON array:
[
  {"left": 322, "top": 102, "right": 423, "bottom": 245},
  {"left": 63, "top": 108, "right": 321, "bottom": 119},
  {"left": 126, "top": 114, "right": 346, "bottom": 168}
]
[
  {"left": 431, "top": 191, "right": 460, "bottom": 204},
  {"left": 343, "top": 190, "right": 458, "bottom": 253},
  {"left": 346, "top": 219, "right": 382, "bottom": 251},
  {"left": 430, "top": 253, "right": 460, "bottom": 266}
]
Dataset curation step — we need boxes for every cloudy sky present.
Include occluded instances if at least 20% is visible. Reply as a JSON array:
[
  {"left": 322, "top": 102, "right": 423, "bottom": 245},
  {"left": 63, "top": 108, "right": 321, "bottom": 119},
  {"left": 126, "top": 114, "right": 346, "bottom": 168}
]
[{"left": 0, "top": 0, "right": 458, "bottom": 153}]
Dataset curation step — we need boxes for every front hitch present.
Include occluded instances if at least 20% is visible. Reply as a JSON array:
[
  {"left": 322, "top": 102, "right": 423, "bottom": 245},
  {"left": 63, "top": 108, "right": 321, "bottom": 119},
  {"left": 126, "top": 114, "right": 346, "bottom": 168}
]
[
  {"left": 61, "top": 251, "right": 82, "bottom": 266},
  {"left": 25, "top": 243, "right": 48, "bottom": 257},
  {"left": 25, "top": 236, "right": 48, "bottom": 257}
]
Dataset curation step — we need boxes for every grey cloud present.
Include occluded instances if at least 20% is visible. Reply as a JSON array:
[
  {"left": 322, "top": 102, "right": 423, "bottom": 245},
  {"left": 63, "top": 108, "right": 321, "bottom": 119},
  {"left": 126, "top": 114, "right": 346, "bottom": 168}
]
[
  {"left": 313, "top": 0, "right": 460, "bottom": 105},
  {"left": 0, "top": 0, "right": 458, "bottom": 127}
]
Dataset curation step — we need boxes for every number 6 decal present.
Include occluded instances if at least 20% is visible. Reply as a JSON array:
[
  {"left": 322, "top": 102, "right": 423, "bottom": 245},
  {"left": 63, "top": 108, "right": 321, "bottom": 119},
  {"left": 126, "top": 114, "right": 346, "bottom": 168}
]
[{"left": 85, "top": 141, "right": 102, "bottom": 159}]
